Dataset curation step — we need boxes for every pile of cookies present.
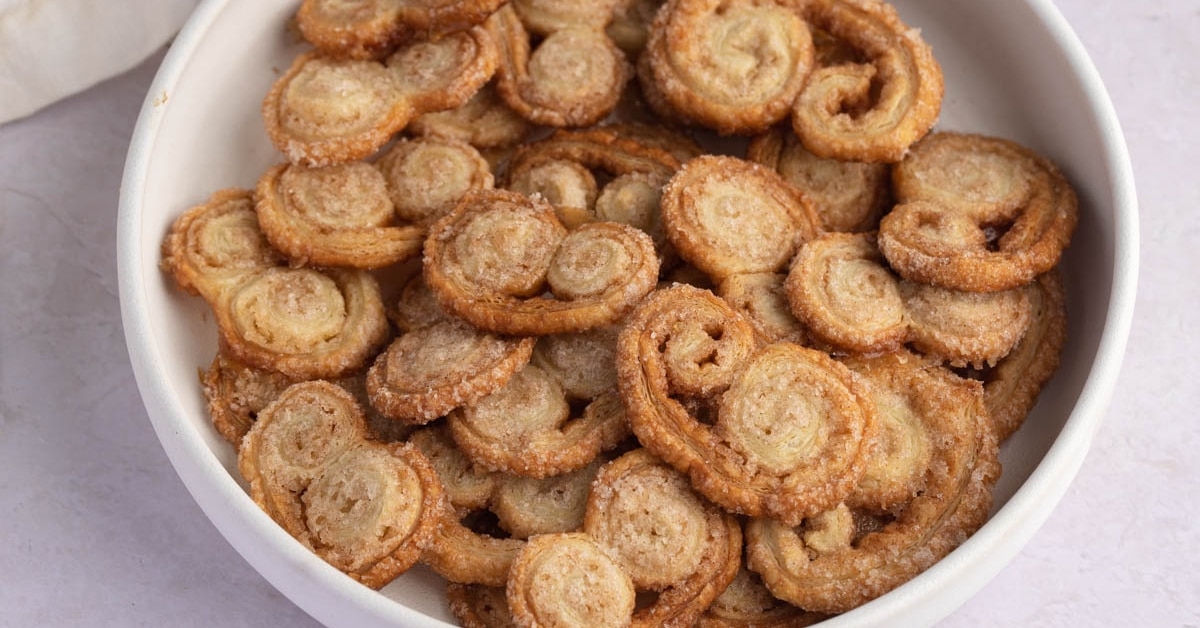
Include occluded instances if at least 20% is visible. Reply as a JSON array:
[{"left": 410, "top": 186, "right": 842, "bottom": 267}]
[{"left": 161, "top": 0, "right": 1077, "bottom": 625}]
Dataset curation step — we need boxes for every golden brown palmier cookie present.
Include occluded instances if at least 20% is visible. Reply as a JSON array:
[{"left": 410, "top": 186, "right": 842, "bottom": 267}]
[
  {"left": 661, "top": 155, "right": 822, "bottom": 283},
  {"left": 238, "top": 381, "right": 444, "bottom": 588},
  {"left": 448, "top": 365, "right": 629, "bottom": 477},
  {"left": 408, "top": 81, "right": 535, "bottom": 150},
  {"left": 375, "top": 135, "right": 495, "bottom": 225},
  {"left": 447, "top": 583, "right": 519, "bottom": 628},
  {"left": 711, "top": 342, "right": 877, "bottom": 520},
  {"left": 584, "top": 449, "right": 742, "bottom": 627},
  {"left": 745, "top": 353, "right": 1001, "bottom": 614},
  {"left": 786, "top": 231, "right": 1033, "bottom": 366},
  {"left": 506, "top": 532, "right": 637, "bottom": 628},
  {"left": 239, "top": 382, "right": 369, "bottom": 540},
  {"left": 254, "top": 161, "right": 425, "bottom": 268},
  {"left": 264, "top": 28, "right": 497, "bottom": 167},
  {"left": 219, "top": 266, "right": 391, "bottom": 379},
  {"left": 492, "top": 457, "right": 604, "bottom": 539},
  {"left": 558, "top": 231, "right": 656, "bottom": 300},
  {"left": 696, "top": 566, "right": 829, "bottom": 628},
  {"left": 386, "top": 26, "right": 499, "bottom": 113},
  {"left": 641, "top": 0, "right": 814, "bottom": 135},
  {"left": 747, "top": 126, "right": 891, "bottom": 232},
  {"left": 424, "top": 189, "right": 660, "bottom": 336},
  {"left": 530, "top": 326, "right": 620, "bottom": 400},
  {"left": 296, "top": 0, "right": 507, "bottom": 60},
  {"left": 785, "top": 231, "right": 907, "bottom": 354},
  {"left": 409, "top": 423, "right": 497, "bottom": 512},
  {"left": 901, "top": 279, "right": 1033, "bottom": 368},
  {"left": 426, "top": 187, "right": 567, "bottom": 299},
  {"left": 263, "top": 52, "right": 410, "bottom": 167},
  {"left": 616, "top": 285, "right": 877, "bottom": 524},
  {"left": 422, "top": 500, "right": 526, "bottom": 587},
  {"left": 790, "top": 0, "right": 944, "bottom": 163},
  {"left": 160, "top": 189, "right": 281, "bottom": 298},
  {"left": 716, "top": 272, "right": 808, "bottom": 345},
  {"left": 366, "top": 319, "right": 535, "bottom": 424},
  {"left": 980, "top": 269, "right": 1067, "bottom": 440},
  {"left": 162, "top": 190, "right": 390, "bottom": 379},
  {"left": 625, "top": 283, "right": 762, "bottom": 398},
  {"left": 879, "top": 132, "right": 1079, "bottom": 292},
  {"left": 488, "top": 5, "right": 632, "bottom": 128}
]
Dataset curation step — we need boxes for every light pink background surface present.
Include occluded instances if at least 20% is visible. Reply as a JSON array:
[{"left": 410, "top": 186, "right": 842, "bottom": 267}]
[{"left": 0, "top": 1, "right": 1193, "bottom": 626}]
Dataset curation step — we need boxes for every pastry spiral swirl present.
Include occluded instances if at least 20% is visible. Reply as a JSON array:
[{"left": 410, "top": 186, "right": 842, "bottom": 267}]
[
  {"left": 219, "top": 266, "right": 390, "bottom": 379},
  {"left": 448, "top": 365, "right": 630, "bottom": 477},
  {"left": 263, "top": 53, "right": 409, "bottom": 167},
  {"left": 506, "top": 126, "right": 683, "bottom": 235},
  {"left": 376, "top": 135, "right": 495, "bottom": 225},
  {"left": 424, "top": 189, "right": 660, "bottom": 335},
  {"left": 238, "top": 381, "right": 445, "bottom": 588},
  {"left": 584, "top": 448, "right": 742, "bottom": 627},
  {"left": 506, "top": 532, "right": 637, "bottom": 628},
  {"left": 786, "top": 231, "right": 1033, "bottom": 366},
  {"left": 489, "top": 5, "right": 633, "bottom": 127},
  {"left": 162, "top": 190, "right": 389, "bottom": 379},
  {"left": 661, "top": 155, "right": 822, "bottom": 283},
  {"left": 254, "top": 161, "right": 425, "bottom": 268},
  {"left": 791, "top": 0, "right": 944, "bottom": 163},
  {"left": 616, "top": 284, "right": 877, "bottom": 524},
  {"left": 365, "top": 319, "right": 535, "bottom": 424},
  {"left": 297, "top": 0, "right": 410, "bottom": 60},
  {"left": 745, "top": 351, "right": 1001, "bottom": 613},
  {"left": 511, "top": 0, "right": 624, "bottom": 35},
  {"left": 408, "top": 81, "right": 535, "bottom": 150},
  {"left": 492, "top": 458, "right": 604, "bottom": 539},
  {"left": 160, "top": 189, "right": 280, "bottom": 299},
  {"left": 879, "top": 132, "right": 1079, "bottom": 292},
  {"left": 264, "top": 27, "right": 498, "bottom": 166},
  {"left": 642, "top": 0, "right": 814, "bottom": 134}
]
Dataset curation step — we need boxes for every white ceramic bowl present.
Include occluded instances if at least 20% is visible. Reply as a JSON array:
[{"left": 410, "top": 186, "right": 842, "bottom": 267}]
[{"left": 117, "top": 1, "right": 1138, "bottom": 626}]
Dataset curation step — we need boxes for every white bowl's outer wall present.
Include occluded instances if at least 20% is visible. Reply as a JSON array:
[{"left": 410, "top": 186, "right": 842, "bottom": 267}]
[{"left": 116, "top": 0, "right": 1137, "bottom": 627}]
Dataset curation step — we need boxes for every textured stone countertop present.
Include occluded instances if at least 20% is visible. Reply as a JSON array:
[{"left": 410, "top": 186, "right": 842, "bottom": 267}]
[{"left": 1, "top": 1, "right": 1195, "bottom": 626}]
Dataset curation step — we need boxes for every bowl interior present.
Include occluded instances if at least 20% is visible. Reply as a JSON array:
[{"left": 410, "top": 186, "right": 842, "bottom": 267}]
[{"left": 119, "top": 0, "right": 1135, "bottom": 626}]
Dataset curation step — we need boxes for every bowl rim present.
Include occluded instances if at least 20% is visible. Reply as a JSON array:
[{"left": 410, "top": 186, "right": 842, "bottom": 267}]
[{"left": 116, "top": 0, "right": 1139, "bottom": 626}]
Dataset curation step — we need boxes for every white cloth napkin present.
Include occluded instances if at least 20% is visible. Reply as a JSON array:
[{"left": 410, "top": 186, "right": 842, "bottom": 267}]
[{"left": 0, "top": 0, "right": 199, "bottom": 123}]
